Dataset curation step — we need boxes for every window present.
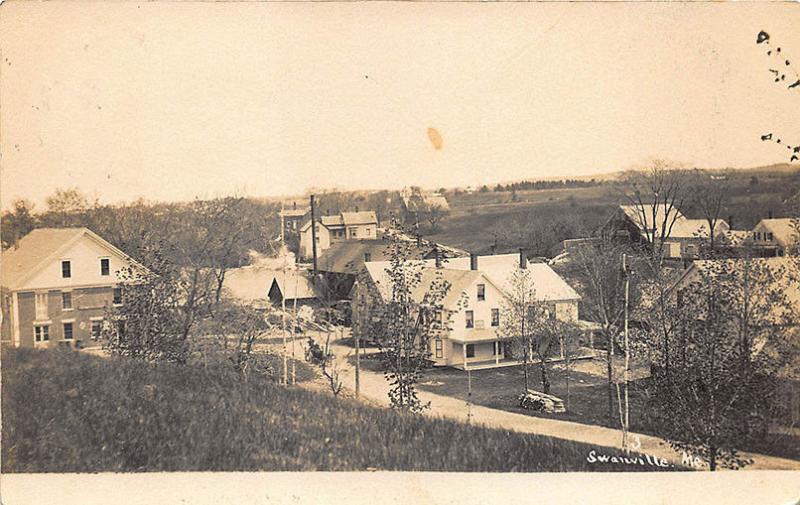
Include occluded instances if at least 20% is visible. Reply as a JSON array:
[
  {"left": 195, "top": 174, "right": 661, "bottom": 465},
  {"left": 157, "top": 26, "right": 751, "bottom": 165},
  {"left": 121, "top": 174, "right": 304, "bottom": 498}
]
[
  {"left": 766, "top": 232, "right": 773, "bottom": 241},
  {"left": 366, "top": 228, "right": 372, "bottom": 237},
  {"left": 465, "top": 310, "right": 474, "bottom": 329},
  {"left": 113, "top": 287, "right": 123, "bottom": 305},
  {"left": 466, "top": 344, "right": 475, "bottom": 358},
  {"left": 477, "top": 284, "right": 485, "bottom": 301},
  {"left": 364, "top": 252, "right": 371, "bottom": 262},
  {"left": 62, "top": 292, "right": 72, "bottom": 310},
  {"left": 34, "top": 324, "right": 50, "bottom": 343},
  {"left": 91, "top": 320, "right": 103, "bottom": 339},
  {"left": 63, "top": 322, "right": 74, "bottom": 340},
  {"left": 350, "top": 227, "right": 358, "bottom": 238},
  {"left": 435, "top": 339, "right": 443, "bottom": 358},
  {"left": 61, "top": 260, "right": 71, "bottom": 278},
  {"left": 35, "top": 292, "right": 48, "bottom": 319},
  {"left": 100, "top": 258, "right": 110, "bottom": 276},
  {"left": 491, "top": 308, "right": 499, "bottom": 327}
]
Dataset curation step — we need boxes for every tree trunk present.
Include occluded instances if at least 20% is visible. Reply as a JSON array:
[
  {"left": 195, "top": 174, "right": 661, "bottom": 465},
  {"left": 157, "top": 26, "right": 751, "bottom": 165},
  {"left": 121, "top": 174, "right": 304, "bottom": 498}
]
[
  {"left": 539, "top": 356, "right": 550, "bottom": 394},
  {"left": 607, "top": 343, "right": 614, "bottom": 423}
]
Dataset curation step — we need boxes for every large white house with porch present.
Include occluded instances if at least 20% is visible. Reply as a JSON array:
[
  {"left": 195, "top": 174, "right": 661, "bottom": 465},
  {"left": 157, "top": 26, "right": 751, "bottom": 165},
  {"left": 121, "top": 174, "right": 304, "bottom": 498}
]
[{"left": 353, "top": 251, "right": 584, "bottom": 369}]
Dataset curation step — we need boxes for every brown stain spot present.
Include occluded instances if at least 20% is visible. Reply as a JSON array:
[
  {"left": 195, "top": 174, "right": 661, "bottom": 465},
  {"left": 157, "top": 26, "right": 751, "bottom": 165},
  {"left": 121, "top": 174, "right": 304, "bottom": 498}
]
[{"left": 427, "top": 127, "right": 443, "bottom": 150}]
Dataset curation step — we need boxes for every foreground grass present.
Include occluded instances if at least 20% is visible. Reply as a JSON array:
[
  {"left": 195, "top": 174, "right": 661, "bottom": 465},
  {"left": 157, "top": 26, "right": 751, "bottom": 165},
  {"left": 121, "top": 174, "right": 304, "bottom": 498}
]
[{"left": 2, "top": 347, "right": 673, "bottom": 472}]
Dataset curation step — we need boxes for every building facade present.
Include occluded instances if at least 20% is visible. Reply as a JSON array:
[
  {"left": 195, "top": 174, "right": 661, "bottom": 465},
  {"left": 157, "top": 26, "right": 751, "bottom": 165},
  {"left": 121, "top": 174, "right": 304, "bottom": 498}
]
[{"left": 1, "top": 228, "right": 143, "bottom": 349}]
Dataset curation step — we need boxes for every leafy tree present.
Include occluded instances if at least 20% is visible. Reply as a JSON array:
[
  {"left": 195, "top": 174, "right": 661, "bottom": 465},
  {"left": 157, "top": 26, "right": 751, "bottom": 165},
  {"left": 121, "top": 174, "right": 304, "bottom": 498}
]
[
  {"left": 643, "top": 256, "right": 798, "bottom": 470},
  {"left": 1, "top": 199, "right": 36, "bottom": 248},
  {"left": 104, "top": 235, "right": 214, "bottom": 364}
]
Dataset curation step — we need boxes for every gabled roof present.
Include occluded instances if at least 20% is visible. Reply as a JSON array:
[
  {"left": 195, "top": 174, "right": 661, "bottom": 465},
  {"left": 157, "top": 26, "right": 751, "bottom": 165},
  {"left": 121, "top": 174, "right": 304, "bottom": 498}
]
[
  {"left": 341, "top": 211, "right": 378, "bottom": 226},
  {"left": 619, "top": 205, "right": 729, "bottom": 240},
  {"left": 270, "top": 269, "right": 319, "bottom": 301},
  {"left": 317, "top": 239, "right": 431, "bottom": 274},
  {"left": 0, "top": 227, "right": 143, "bottom": 290},
  {"left": 619, "top": 204, "right": 684, "bottom": 232},
  {"left": 320, "top": 215, "right": 344, "bottom": 227},
  {"left": 224, "top": 265, "right": 319, "bottom": 306},
  {"left": 363, "top": 253, "right": 580, "bottom": 304},
  {"left": 669, "top": 218, "right": 729, "bottom": 239},
  {"left": 364, "top": 263, "right": 481, "bottom": 309},
  {"left": 298, "top": 219, "right": 331, "bottom": 233},
  {"left": 755, "top": 218, "right": 799, "bottom": 248}
]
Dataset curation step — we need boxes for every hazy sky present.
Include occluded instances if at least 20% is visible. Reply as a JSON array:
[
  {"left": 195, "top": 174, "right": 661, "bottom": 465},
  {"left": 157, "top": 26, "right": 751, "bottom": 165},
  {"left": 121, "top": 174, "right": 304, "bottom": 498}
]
[{"left": 1, "top": 2, "right": 798, "bottom": 210}]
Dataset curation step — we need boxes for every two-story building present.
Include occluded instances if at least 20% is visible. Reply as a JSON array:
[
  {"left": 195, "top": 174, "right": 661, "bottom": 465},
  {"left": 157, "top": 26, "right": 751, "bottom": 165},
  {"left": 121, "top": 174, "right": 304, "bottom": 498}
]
[
  {"left": 751, "top": 218, "right": 798, "bottom": 257},
  {"left": 298, "top": 210, "right": 379, "bottom": 259},
  {"left": 1, "top": 228, "right": 144, "bottom": 349},
  {"left": 353, "top": 251, "right": 583, "bottom": 369}
]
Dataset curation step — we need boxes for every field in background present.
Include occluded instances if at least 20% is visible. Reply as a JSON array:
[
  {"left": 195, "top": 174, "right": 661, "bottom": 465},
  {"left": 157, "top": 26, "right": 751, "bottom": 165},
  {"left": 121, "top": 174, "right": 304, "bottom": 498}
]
[
  {"left": 1, "top": 347, "right": 675, "bottom": 472},
  {"left": 428, "top": 168, "right": 799, "bottom": 256}
]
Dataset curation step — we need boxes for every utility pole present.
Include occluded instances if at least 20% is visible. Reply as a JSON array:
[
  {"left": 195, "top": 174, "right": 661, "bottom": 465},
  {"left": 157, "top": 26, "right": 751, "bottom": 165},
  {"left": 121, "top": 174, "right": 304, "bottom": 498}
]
[
  {"left": 467, "top": 368, "right": 473, "bottom": 424},
  {"left": 623, "top": 253, "right": 630, "bottom": 452},
  {"left": 281, "top": 266, "right": 288, "bottom": 386},
  {"left": 291, "top": 273, "right": 299, "bottom": 385},
  {"left": 355, "top": 321, "right": 360, "bottom": 398},
  {"left": 310, "top": 194, "right": 318, "bottom": 275}
]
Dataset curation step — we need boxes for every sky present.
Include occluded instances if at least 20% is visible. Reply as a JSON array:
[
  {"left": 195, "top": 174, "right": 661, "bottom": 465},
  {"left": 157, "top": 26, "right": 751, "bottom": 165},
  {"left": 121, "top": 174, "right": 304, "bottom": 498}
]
[{"left": 1, "top": 2, "right": 799, "bottom": 210}]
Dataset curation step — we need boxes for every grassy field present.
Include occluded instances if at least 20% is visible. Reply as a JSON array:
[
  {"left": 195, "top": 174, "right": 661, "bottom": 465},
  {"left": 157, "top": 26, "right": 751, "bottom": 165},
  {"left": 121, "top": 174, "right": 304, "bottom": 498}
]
[
  {"left": 414, "top": 358, "right": 800, "bottom": 461},
  {"left": 428, "top": 169, "right": 799, "bottom": 255},
  {"left": 1, "top": 347, "right": 677, "bottom": 472}
]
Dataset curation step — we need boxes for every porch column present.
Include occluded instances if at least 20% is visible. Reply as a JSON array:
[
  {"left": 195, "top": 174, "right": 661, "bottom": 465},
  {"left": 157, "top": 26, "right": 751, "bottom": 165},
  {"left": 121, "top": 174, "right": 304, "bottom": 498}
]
[
  {"left": 559, "top": 335, "right": 565, "bottom": 360},
  {"left": 589, "top": 330, "right": 594, "bottom": 350},
  {"left": 495, "top": 341, "right": 499, "bottom": 365},
  {"left": 462, "top": 343, "right": 467, "bottom": 371}
]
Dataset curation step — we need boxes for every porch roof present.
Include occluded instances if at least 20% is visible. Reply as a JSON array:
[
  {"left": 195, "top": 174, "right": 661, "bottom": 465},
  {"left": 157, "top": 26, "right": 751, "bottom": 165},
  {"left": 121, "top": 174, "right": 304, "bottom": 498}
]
[{"left": 449, "top": 328, "right": 505, "bottom": 344}]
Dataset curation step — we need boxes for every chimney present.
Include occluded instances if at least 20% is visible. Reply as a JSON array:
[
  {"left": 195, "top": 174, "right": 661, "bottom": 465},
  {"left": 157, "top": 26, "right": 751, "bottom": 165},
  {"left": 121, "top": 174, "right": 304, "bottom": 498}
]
[
  {"left": 14, "top": 235, "right": 20, "bottom": 250},
  {"left": 293, "top": 201, "right": 297, "bottom": 210},
  {"left": 435, "top": 247, "right": 442, "bottom": 268},
  {"left": 728, "top": 215, "right": 734, "bottom": 230},
  {"left": 519, "top": 248, "right": 527, "bottom": 269},
  {"left": 490, "top": 244, "right": 497, "bottom": 255},
  {"left": 470, "top": 253, "right": 478, "bottom": 271},
  {"left": 768, "top": 209, "right": 773, "bottom": 219},
  {"left": 416, "top": 234, "right": 422, "bottom": 247},
  {"left": 355, "top": 205, "right": 359, "bottom": 212}
]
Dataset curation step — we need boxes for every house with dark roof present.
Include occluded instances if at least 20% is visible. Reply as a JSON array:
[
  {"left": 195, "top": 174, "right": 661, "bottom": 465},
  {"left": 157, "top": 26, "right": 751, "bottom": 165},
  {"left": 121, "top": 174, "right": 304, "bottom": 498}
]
[
  {"left": 298, "top": 210, "right": 379, "bottom": 259},
  {"left": 604, "top": 204, "right": 730, "bottom": 259},
  {"left": 353, "top": 251, "right": 584, "bottom": 369},
  {"left": 1, "top": 228, "right": 146, "bottom": 349}
]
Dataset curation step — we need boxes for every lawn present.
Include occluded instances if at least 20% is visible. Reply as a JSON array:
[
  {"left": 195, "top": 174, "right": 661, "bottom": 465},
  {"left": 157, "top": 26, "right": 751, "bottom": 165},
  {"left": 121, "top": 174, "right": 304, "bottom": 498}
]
[
  {"left": 1, "top": 347, "right": 676, "bottom": 472},
  {"left": 414, "top": 357, "right": 800, "bottom": 461}
]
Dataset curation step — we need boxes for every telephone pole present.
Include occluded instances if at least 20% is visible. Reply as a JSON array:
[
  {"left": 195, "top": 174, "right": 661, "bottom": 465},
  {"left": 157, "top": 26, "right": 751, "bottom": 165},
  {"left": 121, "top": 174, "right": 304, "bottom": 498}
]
[
  {"left": 623, "top": 253, "right": 630, "bottom": 452},
  {"left": 310, "top": 194, "right": 318, "bottom": 275}
]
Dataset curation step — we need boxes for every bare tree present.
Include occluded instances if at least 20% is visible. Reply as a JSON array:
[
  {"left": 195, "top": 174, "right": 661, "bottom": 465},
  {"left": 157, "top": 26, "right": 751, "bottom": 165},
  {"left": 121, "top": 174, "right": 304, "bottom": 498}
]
[
  {"left": 690, "top": 169, "right": 730, "bottom": 255},
  {"left": 500, "top": 266, "right": 544, "bottom": 392}
]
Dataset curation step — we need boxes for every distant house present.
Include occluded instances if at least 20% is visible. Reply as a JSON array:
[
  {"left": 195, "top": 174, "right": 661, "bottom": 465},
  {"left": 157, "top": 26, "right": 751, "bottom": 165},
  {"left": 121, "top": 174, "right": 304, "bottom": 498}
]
[
  {"left": 298, "top": 210, "right": 379, "bottom": 259},
  {"left": 267, "top": 270, "right": 320, "bottom": 309},
  {"left": 278, "top": 202, "right": 309, "bottom": 235},
  {"left": 1, "top": 228, "right": 145, "bottom": 349},
  {"left": 604, "top": 205, "right": 729, "bottom": 259},
  {"left": 223, "top": 264, "right": 320, "bottom": 310},
  {"left": 751, "top": 218, "right": 799, "bottom": 257},
  {"left": 353, "top": 251, "right": 583, "bottom": 370},
  {"left": 400, "top": 187, "right": 450, "bottom": 224}
]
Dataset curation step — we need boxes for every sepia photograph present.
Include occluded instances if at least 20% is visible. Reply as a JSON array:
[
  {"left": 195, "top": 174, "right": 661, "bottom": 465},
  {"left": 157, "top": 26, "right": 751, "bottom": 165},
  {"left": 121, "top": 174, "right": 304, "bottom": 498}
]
[{"left": 0, "top": 1, "right": 799, "bottom": 503}]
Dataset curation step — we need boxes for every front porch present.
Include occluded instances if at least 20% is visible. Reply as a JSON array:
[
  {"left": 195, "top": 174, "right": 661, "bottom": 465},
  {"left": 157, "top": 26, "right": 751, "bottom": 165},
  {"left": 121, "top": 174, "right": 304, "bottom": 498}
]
[{"left": 451, "top": 350, "right": 598, "bottom": 371}]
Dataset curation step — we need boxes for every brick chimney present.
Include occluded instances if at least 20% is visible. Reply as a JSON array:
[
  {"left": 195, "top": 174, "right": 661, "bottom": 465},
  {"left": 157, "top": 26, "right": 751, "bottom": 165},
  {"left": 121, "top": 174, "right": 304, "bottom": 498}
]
[
  {"left": 728, "top": 215, "right": 733, "bottom": 230},
  {"left": 293, "top": 201, "right": 297, "bottom": 210},
  {"left": 435, "top": 247, "right": 442, "bottom": 268},
  {"left": 768, "top": 209, "right": 773, "bottom": 219},
  {"left": 355, "top": 205, "right": 359, "bottom": 212},
  {"left": 470, "top": 253, "right": 478, "bottom": 271},
  {"left": 519, "top": 248, "right": 527, "bottom": 269}
]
